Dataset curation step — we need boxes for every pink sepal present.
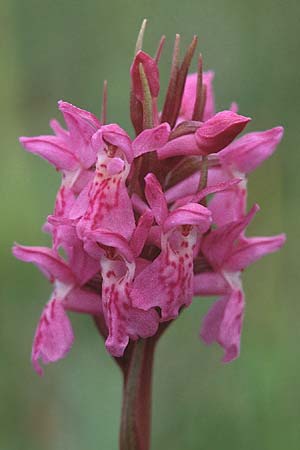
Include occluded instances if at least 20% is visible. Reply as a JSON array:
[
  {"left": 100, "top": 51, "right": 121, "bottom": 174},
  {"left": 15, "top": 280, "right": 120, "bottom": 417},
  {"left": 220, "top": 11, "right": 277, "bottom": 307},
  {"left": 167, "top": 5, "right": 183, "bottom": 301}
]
[
  {"left": 12, "top": 244, "right": 76, "bottom": 284},
  {"left": 19, "top": 136, "right": 78, "bottom": 171},
  {"left": 219, "top": 127, "right": 284, "bottom": 174},
  {"left": 225, "top": 234, "right": 286, "bottom": 271}
]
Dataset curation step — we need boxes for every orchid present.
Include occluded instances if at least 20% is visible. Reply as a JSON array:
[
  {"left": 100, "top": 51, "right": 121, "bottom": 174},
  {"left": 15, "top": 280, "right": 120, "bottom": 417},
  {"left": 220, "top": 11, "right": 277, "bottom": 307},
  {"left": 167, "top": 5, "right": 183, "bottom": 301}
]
[{"left": 13, "top": 20, "right": 285, "bottom": 450}]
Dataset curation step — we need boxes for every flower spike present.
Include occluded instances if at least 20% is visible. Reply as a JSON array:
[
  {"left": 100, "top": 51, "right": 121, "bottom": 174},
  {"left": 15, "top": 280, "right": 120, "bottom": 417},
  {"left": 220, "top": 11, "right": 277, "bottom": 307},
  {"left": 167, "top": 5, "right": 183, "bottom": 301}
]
[{"left": 14, "top": 25, "right": 285, "bottom": 381}]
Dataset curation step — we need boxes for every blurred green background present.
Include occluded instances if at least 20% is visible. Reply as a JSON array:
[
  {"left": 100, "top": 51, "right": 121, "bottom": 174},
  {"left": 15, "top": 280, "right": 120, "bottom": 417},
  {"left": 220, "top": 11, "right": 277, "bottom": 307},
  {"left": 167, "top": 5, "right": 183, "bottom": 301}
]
[{"left": 2, "top": 0, "right": 299, "bottom": 449}]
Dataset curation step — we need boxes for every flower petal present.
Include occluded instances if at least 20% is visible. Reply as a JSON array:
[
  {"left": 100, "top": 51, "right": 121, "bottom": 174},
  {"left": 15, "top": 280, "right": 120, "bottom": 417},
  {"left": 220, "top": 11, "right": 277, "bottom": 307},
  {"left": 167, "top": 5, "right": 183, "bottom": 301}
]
[
  {"left": 201, "top": 204, "right": 259, "bottom": 269},
  {"left": 130, "top": 210, "right": 154, "bottom": 258},
  {"left": 225, "top": 234, "right": 286, "bottom": 271},
  {"left": 19, "top": 136, "right": 78, "bottom": 171},
  {"left": 86, "top": 228, "right": 134, "bottom": 262},
  {"left": 163, "top": 203, "right": 211, "bottom": 233},
  {"left": 32, "top": 298, "right": 74, "bottom": 375},
  {"left": 63, "top": 287, "right": 102, "bottom": 315},
  {"left": 144, "top": 173, "right": 168, "bottom": 225},
  {"left": 219, "top": 127, "right": 284, "bottom": 174},
  {"left": 194, "top": 272, "right": 229, "bottom": 296},
  {"left": 200, "top": 289, "right": 244, "bottom": 362},
  {"left": 132, "top": 122, "right": 171, "bottom": 157}
]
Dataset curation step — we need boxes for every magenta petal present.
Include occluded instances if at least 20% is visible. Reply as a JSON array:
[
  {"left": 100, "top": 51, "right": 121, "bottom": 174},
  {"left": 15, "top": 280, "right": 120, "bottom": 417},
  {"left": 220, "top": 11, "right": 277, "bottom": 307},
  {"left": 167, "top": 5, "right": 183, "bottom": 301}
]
[
  {"left": 130, "top": 211, "right": 154, "bottom": 257},
  {"left": 67, "top": 240, "right": 99, "bottom": 285},
  {"left": 19, "top": 136, "right": 78, "bottom": 171},
  {"left": 201, "top": 204, "right": 259, "bottom": 269},
  {"left": 63, "top": 288, "right": 102, "bottom": 315},
  {"left": 32, "top": 298, "right": 74, "bottom": 375},
  {"left": 49, "top": 119, "right": 68, "bottom": 138},
  {"left": 219, "top": 127, "right": 284, "bottom": 174},
  {"left": 132, "top": 123, "right": 171, "bottom": 157},
  {"left": 194, "top": 272, "right": 229, "bottom": 296},
  {"left": 195, "top": 111, "right": 251, "bottom": 155},
  {"left": 130, "top": 50, "right": 160, "bottom": 101},
  {"left": 157, "top": 134, "right": 199, "bottom": 159},
  {"left": 131, "top": 193, "right": 151, "bottom": 215},
  {"left": 144, "top": 173, "right": 168, "bottom": 225},
  {"left": 87, "top": 228, "right": 134, "bottom": 262},
  {"left": 77, "top": 161, "right": 135, "bottom": 240},
  {"left": 208, "top": 186, "right": 247, "bottom": 226},
  {"left": 163, "top": 203, "right": 211, "bottom": 233},
  {"left": 200, "top": 297, "right": 227, "bottom": 345},
  {"left": 101, "top": 124, "right": 133, "bottom": 163},
  {"left": 127, "top": 308, "right": 159, "bottom": 340},
  {"left": 58, "top": 101, "right": 99, "bottom": 168},
  {"left": 225, "top": 234, "right": 286, "bottom": 271},
  {"left": 58, "top": 100, "right": 101, "bottom": 129},
  {"left": 68, "top": 181, "right": 91, "bottom": 220},
  {"left": 174, "top": 178, "right": 242, "bottom": 208},
  {"left": 13, "top": 244, "right": 76, "bottom": 284},
  {"left": 200, "top": 289, "right": 244, "bottom": 362}
]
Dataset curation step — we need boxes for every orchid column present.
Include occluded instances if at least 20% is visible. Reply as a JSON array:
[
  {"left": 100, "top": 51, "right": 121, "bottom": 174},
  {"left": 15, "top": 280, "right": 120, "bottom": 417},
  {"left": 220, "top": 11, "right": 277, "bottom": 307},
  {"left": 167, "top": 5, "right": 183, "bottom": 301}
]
[{"left": 13, "top": 21, "right": 285, "bottom": 450}]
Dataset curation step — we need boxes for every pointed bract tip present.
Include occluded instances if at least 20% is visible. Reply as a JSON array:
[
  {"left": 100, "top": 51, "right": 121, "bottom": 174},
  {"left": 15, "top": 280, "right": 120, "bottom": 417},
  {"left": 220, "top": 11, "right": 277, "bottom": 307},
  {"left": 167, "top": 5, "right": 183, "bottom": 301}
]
[{"left": 135, "top": 19, "right": 148, "bottom": 54}]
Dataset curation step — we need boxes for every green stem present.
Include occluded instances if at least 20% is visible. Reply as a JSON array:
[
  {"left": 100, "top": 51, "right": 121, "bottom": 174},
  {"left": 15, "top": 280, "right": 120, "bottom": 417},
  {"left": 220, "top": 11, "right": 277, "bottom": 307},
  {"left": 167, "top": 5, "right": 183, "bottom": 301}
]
[{"left": 120, "top": 338, "right": 155, "bottom": 450}]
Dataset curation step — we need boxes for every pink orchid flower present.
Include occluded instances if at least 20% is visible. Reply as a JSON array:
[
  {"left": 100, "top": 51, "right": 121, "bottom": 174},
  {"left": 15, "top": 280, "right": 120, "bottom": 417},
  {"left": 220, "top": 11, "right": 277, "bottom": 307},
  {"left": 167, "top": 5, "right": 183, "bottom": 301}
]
[{"left": 195, "top": 205, "right": 285, "bottom": 361}]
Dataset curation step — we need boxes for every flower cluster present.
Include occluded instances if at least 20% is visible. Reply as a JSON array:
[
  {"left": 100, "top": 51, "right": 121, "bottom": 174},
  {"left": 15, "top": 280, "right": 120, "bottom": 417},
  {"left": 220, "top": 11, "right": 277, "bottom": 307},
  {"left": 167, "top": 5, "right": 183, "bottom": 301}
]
[{"left": 13, "top": 31, "right": 285, "bottom": 375}]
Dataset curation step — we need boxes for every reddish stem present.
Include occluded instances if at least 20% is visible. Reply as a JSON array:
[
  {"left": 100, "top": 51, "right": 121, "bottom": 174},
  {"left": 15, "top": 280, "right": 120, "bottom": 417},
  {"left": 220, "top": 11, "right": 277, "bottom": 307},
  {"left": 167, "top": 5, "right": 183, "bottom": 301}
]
[{"left": 119, "top": 338, "right": 156, "bottom": 450}]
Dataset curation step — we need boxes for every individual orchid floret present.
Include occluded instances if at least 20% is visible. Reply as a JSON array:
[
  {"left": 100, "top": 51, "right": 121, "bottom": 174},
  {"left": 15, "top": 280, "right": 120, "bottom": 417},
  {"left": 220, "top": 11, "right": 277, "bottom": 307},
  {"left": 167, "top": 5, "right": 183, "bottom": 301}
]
[
  {"left": 157, "top": 111, "right": 250, "bottom": 159},
  {"left": 87, "top": 225, "right": 159, "bottom": 357},
  {"left": 12, "top": 244, "right": 101, "bottom": 374},
  {"left": 208, "top": 126, "right": 284, "bottom": 225},
  {"left": 195, "top": 205, "right": 286, "bottom": 361},
  {"left": 131, "top": 173, "right": 211, "bottom": 321},
  {"left": 77, "top": 124, "right": 135, "bottom": 241}
]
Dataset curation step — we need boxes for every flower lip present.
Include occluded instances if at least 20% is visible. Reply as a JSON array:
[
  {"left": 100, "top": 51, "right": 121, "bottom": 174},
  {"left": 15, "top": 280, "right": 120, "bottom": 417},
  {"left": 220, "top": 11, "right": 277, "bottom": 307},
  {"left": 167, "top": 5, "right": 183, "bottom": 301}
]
[{"left": 91, "top": 125, "right": 133, "bottom": 163}]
